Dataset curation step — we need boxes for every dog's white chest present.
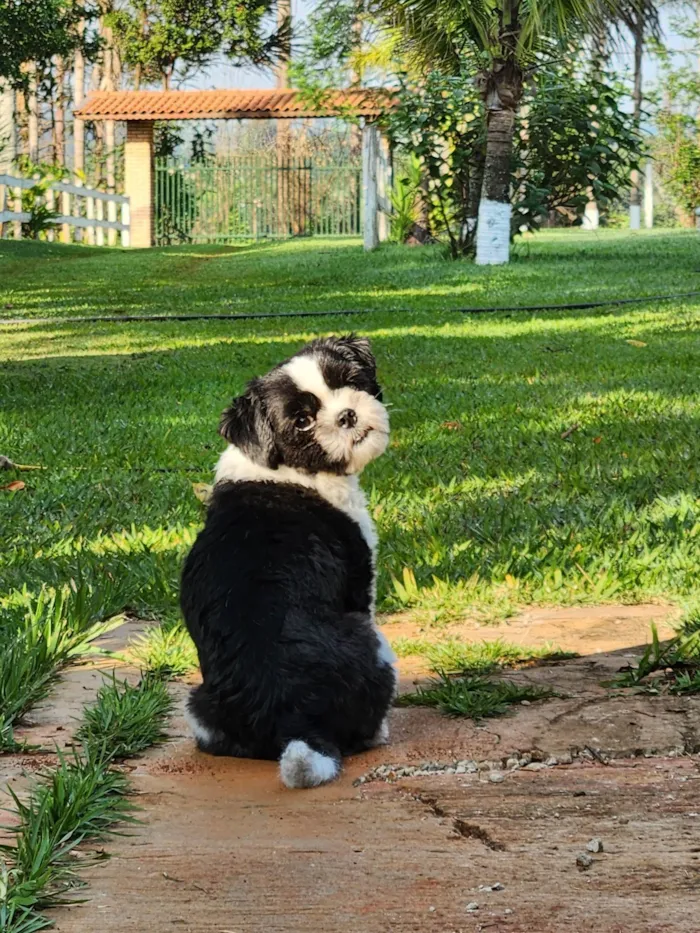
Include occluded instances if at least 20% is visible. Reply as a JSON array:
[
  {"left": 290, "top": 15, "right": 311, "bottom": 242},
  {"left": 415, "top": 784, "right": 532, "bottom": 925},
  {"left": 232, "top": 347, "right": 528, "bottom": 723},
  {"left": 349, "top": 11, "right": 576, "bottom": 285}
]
[
  {"left": 216, "top": 446, "right": 378, "bottom": 555},
  {"left": 314, "top": 474, "right": 377, "bottom": 555}
]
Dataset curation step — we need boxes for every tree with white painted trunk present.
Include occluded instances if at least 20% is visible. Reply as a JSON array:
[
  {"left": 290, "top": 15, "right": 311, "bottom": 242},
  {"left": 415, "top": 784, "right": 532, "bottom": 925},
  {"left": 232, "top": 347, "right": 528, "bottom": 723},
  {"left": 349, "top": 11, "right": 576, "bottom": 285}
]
[{"left": 374, "top": 0, "right": 633, "bottom": 264}]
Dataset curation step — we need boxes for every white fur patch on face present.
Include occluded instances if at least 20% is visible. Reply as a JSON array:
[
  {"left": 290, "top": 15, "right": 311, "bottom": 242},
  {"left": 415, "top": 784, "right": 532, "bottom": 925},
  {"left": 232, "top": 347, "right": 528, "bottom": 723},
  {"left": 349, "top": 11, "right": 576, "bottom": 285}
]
[
  {"left": 282, "top": 354, "right": 331, "bottom": 400},
  {"left": 279, "top": 739, "right": 340, "bottom": 789},
  {"left": 282, "top": 354, "right": 389, "bottom": 474}
]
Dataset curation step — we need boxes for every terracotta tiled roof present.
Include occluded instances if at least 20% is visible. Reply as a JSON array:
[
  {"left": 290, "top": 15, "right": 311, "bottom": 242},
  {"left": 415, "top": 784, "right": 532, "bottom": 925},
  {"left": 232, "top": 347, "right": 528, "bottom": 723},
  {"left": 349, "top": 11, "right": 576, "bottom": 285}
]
[{"left": 74, "top": 88, "right": 393, "bottom": 121}]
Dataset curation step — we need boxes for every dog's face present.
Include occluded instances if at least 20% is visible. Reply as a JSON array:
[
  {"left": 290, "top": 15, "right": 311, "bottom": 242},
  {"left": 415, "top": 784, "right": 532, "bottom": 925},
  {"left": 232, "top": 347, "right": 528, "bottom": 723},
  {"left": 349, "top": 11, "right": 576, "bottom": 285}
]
[{"left": 219, "top": 336, "right": 389, "bottom": 476}]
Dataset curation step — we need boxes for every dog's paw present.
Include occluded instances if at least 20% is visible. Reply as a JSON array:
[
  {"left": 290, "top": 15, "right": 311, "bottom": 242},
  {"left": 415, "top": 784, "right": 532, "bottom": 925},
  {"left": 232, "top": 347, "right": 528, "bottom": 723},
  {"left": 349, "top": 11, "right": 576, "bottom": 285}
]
[{"left": 368, "top": 717, "right": 390, "bottom": 748}]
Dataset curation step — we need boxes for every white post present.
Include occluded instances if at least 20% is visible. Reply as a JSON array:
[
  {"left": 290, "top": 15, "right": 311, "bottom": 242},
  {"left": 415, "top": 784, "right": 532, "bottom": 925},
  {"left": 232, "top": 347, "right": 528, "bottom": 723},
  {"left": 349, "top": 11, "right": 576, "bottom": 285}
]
[
  {"left": 644, "top": 161, "right": 654, "bottom": 229},
  {"left": 96, "top": 198, "right": 105, "bottom": 246},
  {"left": 362, "top": 122, "right": 379, "bottom": 251},
  {"left": 0, "top": 180, "right": 6, "bottom": 239},
  {"left": 629, "top": 205, "right": 641, "bottom": 229},
  {"left": 695, "top": 207, "right": 700, "bottom": 231},
  {"left": 60, "top": 189, "right": 71, "bottom": 242},
  {"left": 582, "top": 199, "right": 599, "bottom": 230},
  {"left": 72, "top": 179, "right": 83, "bottom": 243},
  {"left": 86, "top": 195, "right": 95, "bottom": 245},
  {"left": 121, "top": 200, "right": 130, "bottom": 247},
  {"left": 13, "top": 185, "right": 21, "bottom": 239},
  {"left": 107, "top": 198, "right": 117, "bottom": 246},
  {"left": 46, "top": 188, "right": 55, "bottom": 241}
]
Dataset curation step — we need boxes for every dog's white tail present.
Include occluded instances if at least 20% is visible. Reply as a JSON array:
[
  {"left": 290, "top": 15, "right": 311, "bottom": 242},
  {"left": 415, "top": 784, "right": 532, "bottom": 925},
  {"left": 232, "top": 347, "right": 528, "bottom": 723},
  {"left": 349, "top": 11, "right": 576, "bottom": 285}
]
[{"left": 279, "top": 740, "right": 340, "bottom": 789}]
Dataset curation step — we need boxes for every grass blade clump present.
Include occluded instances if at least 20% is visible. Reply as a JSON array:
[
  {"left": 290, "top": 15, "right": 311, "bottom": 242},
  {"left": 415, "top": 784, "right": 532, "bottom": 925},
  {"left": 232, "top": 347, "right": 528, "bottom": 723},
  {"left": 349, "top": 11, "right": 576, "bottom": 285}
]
[
  {"left": 396, "top": 672, "right": 557, "bottom": 720},
  {"left": 128, "top": 623, "right": 198, "bottom": 679},
  {"left": 1, "top": 675, "right": 173, "bottom": 930},
  {"left": 613, "top": 614, "right": 700, "bottom": 695},
  {"left": 0, "top": 586, "right": 125, "bottom": 746},
  {"left": 76, "top": 676, "right": 173, "bottom": 760},
  {"left": 0, "top": 751, "right": 133, "bottom": 920}
]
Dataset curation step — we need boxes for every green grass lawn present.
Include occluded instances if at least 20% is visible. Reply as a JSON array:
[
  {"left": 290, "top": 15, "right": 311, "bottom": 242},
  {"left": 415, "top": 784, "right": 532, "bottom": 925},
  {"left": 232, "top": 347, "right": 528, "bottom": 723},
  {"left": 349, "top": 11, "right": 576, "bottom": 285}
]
[{"left": 2, "top": 229, "right": 700, "bottom": 632}]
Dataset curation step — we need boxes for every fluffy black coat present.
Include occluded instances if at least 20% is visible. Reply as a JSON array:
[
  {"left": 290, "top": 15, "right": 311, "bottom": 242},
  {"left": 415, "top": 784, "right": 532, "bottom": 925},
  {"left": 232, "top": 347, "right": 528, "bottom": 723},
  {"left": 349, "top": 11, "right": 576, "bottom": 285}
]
[{"left": 181, "top": 480, "right": 395, "bottom": 763}]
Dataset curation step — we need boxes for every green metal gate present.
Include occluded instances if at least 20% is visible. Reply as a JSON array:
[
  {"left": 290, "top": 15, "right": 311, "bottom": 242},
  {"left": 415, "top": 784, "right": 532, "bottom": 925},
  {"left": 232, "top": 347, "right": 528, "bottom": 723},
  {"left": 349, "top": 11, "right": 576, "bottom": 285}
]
[{"left": 155, "top": 155, "right": 362, "bottom": 245}]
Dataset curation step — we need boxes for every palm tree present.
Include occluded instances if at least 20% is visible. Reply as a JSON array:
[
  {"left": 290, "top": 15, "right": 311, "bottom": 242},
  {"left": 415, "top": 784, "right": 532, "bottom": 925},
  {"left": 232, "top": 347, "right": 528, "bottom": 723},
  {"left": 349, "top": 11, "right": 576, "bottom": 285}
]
[{"left": 374, "top": 0, "right": 623, "bottom": 264}]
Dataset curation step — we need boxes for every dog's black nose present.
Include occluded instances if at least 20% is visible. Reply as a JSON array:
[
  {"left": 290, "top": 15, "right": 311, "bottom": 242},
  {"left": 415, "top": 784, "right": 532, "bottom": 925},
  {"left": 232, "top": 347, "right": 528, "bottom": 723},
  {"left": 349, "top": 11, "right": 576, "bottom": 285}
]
[{"left": 337, "top": 409, "right": 357, "bottom": 429}]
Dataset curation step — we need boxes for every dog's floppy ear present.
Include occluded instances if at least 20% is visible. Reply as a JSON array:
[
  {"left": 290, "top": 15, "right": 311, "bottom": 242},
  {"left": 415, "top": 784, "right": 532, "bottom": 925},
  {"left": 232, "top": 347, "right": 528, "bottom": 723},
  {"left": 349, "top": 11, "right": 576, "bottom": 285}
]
[
  {"left": 219, "top": 380, "right": 281, "bottom": 469},
  {"left": 332, "top": 334, "right": 377, "bottom": 375}
]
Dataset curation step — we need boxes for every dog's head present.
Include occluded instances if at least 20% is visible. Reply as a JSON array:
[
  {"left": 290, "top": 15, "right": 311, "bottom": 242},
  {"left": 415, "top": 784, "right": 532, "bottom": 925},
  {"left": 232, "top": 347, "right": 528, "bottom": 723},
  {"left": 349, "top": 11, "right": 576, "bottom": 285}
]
[{"left": 219, "top": 335, "right": 389, "bottom": 475}]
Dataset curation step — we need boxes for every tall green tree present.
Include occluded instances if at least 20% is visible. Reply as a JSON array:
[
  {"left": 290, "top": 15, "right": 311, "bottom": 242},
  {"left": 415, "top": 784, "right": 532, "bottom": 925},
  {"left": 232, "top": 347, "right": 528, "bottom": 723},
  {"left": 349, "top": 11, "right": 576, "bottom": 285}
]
[
  {"left": 0, "top": 0, "right": 83, "bottom": 83},
  {"left": 109, "top": 0, "right": 288, "bottom": 90},
  {"left": 372, "top": 0, "right": 625, "bottom": 264}
]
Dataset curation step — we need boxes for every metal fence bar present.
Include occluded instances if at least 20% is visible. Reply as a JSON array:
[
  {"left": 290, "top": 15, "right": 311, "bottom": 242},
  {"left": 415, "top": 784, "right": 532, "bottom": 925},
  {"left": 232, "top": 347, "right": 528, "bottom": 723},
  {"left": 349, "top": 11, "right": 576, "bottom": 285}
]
[{"left": 154, "top": 155, "right": 362, "bottom": 246}]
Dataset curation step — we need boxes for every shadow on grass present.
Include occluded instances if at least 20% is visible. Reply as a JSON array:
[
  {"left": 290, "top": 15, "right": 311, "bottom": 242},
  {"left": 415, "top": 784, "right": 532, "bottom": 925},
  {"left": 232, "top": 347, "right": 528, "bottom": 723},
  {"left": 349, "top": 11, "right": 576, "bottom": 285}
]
[
  {"left": 2, "top": 314, "right": 699, "bottom": 616},
  {"left": 3, "top": 231, "right": 700, "bottom": 320}
]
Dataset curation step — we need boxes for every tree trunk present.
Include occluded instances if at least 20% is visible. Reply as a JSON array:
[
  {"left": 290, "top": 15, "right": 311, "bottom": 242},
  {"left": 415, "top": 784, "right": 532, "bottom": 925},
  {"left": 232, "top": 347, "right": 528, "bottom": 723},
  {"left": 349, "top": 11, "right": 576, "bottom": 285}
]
[
  {"left": 462, "top": 150, "right": 484, "bottom": 249},
  {"left": 26, "top": 63, "right": 39, "bottom": 163},
  {"left": 134, "top": 6, "right": 147, "bottom": 90},
  {"left": 90, "top": 52, "right": 103, "bottom": 186},
  {"left": 54, "top": 57, "right": 65, "bottom": 166},
  {"left": 275, "top": 0, "right": 291, "bottom": 89},
  {"left": 275, "top": 0, "right": 292, "bottom": 233},
  {"left": 0, "top": 82, "right": 16, "bottom": 172},
  {"left": 584, "top": 29, "right": 607, "bottom": 229},
  {"left": 349, "top": 0, "right": 363, "bottom": 158},
  {"left": 475, "top": 106, "right": 515, "bottom": 265},
  {"left": 73, "top": 19, "right": 86, "bottom": 181},
  {"left": 417, "top": 170, "right": 431, "bottom": 238},
  {"left": 629, "top": 16, "right": 644, "bottom": 230},
  {"left": 99, "top": 4, "right": 117, "bottom": 197}
]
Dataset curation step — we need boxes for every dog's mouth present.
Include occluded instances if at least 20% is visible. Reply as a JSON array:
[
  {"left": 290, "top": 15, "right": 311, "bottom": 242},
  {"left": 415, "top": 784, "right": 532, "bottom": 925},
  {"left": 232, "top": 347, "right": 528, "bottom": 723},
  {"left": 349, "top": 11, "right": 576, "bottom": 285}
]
[
  {"left": 353, "top": 426, "right": 390, "bottom": 446},
  {"left": 352, "top": 427, "right": 375, "bottom": 446}
]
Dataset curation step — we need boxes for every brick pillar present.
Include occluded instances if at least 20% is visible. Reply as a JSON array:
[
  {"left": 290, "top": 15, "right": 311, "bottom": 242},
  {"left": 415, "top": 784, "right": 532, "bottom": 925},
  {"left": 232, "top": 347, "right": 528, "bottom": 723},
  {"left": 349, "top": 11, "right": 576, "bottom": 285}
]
[{"left": 124, "top": 120, "right": 154, "bottom": 248}]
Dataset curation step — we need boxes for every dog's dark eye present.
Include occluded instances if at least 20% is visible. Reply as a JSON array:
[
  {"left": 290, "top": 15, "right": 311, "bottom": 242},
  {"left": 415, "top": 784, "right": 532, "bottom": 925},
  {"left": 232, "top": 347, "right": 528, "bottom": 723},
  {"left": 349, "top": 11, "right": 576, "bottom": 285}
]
[{"left": 294, "top": 413, "right": 313, "bottom": 430}]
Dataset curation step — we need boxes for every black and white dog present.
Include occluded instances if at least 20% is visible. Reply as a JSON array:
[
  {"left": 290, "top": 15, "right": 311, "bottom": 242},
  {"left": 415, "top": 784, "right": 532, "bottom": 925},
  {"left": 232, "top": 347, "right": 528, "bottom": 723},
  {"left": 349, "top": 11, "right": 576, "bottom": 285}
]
[{"left": 180, "top": 335, "right": 397, "bottom": 789}]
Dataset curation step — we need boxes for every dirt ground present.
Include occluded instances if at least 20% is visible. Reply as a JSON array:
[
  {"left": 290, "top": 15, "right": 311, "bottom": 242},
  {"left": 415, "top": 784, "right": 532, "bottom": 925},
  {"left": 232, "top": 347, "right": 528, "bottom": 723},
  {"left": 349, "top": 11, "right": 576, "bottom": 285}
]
[{"left": 4, "top": 604, "right": 700, "bottom": 933}]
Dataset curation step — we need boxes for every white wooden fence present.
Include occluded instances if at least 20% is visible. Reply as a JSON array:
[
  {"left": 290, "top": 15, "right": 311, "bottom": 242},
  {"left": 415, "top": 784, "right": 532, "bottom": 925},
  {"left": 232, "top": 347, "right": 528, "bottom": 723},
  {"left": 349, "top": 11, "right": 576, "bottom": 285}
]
[{"left": 0, "top": 174, "right": 130, "bottom": 247}]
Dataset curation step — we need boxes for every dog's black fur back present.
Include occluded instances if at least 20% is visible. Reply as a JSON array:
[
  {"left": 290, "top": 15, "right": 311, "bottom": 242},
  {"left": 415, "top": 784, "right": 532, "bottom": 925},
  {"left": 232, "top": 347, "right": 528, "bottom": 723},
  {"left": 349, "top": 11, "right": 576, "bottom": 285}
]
[{"left": 180, "top": 480, "right": 395, "bottom": 764}]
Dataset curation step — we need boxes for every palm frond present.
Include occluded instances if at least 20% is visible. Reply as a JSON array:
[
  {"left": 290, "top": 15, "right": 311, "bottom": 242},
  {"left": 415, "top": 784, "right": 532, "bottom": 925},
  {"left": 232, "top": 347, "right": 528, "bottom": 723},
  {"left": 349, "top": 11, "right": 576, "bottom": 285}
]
[{"left": 371, "top": 0, "right": 661, "bottom": 68}]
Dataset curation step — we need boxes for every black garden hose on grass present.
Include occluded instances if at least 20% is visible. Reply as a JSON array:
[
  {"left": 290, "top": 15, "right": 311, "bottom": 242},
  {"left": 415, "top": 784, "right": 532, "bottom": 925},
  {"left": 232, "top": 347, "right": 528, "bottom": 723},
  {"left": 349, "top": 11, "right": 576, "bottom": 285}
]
[{"left": 1, "top": 290, "right": 700, "bottom": 326}]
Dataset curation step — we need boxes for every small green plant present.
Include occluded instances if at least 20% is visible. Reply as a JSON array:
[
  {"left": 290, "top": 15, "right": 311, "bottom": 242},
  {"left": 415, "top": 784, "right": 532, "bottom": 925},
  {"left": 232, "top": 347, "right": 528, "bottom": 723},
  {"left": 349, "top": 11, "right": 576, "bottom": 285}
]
[
  {"left": 390, "top": 567, "right": 421, "bottom": 607},
  {"left": 613, "top": 614, "right": 700, "bottom": 695},
  {"left": 129, "top": 623, "right": 198, "bottom": 679},
  {"left": 0, "top": 586, "right": 125, "bottom": 739},
  {"left": 389, "top": 155, "right": 422, "bottom": 244},
  {"left": 396, "top": 672, "right": 557, "bottom": 720},
  {"left": 0, "top": 718, "right": 31, "bottom": 755},
  {"left": 0, "top": 751, "right": 133, "bottom": 926},
  {"left": 0, "top": 861, "right": 53, "bottom": 933},
  {"left": 17, "top": 174, "right": 60, "bottom": 241},
  {"left": 76, "top": 676, "right": 173, "bottom": 760}
]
